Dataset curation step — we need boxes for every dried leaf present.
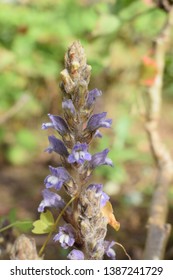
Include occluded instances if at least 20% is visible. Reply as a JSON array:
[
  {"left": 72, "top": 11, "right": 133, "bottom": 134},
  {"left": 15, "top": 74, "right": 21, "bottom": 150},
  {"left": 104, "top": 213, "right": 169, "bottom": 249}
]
[{"left": 101, "top": 201, "right": 120, "bottom": 231}]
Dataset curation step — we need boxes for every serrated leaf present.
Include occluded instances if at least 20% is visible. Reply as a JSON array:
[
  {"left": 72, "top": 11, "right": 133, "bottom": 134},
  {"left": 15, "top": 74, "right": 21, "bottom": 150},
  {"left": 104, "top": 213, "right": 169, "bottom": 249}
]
[
  {"left": 101, "top": 201, "right": 120, "bottom": 231},
  {"left": 32, "top": 210, "right": 54, "bottom": 234}
]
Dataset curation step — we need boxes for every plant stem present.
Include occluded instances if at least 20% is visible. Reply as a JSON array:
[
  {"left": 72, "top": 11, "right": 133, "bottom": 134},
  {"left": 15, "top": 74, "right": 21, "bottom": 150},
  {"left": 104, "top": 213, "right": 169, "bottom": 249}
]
[
  {"left": 38, "top": 195, "right": 77, "bottom": 257},
  {"left": 143, "top": 7, "right": 173, "bottom": 260},
  {"left": 0, "top": 220, "right": 32, "bottom": 233}
]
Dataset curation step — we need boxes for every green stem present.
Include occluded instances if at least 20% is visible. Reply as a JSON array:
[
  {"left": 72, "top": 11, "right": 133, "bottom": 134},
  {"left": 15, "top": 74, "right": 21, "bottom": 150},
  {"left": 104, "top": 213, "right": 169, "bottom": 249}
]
[
  {"left": 38, "top": 195, "right": 77, "bottom": 257},
  {"left": 0, "top": 221, "right": 32, "bottom": 233}
]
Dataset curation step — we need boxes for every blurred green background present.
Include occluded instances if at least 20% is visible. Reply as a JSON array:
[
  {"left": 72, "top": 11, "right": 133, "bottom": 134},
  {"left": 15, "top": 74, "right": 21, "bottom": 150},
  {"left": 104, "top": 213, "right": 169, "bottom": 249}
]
[{"left": 0, "top": 0, "right": 173, "bottom": 259}]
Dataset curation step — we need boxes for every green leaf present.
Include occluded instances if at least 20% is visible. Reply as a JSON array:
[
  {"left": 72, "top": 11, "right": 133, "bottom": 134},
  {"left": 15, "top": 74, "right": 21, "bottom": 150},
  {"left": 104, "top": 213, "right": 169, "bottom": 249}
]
[
  {"left": 14, "top": 220, "right": 33, "bottom": 232},
  {"left": 8, "top": 208, "right": 17, "bottom": 223},
  {"left": 32, "top": 210, "right": 54, "bottom": 234},
  {"left": 41, "top": 210, "right": 54, "bottom": 224}
]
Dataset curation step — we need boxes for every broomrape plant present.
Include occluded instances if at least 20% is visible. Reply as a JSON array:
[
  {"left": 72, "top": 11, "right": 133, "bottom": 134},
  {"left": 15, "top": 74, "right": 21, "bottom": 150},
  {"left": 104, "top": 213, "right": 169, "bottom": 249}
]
[{"left": 32, "top": 41, "right": 120, "bottom": 260}]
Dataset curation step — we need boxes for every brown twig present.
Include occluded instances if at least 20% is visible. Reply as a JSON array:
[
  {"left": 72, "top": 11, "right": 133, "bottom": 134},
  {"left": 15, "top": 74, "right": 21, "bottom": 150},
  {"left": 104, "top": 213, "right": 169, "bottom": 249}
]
[{"left": 143, "top": 7, "right": 173, "bottom": 260}]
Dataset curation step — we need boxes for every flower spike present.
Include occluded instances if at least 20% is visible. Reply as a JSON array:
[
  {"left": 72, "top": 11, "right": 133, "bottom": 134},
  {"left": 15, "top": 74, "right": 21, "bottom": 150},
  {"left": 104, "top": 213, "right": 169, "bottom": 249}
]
[{"left": 37, "top": 41, "right": 119, "bottom": 260}]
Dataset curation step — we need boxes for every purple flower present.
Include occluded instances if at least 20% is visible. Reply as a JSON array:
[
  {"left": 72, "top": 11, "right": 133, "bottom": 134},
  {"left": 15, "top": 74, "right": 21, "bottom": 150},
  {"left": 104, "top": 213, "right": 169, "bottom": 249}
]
[
  {"left": 44, "top": 166, "right": 73, "bottom": 190},
  {"left": 42, "top": 114, "right": 69, "bottom": 136},
  {"left": 67, "top": 249, "right": 84, "bottom": 260},
  {"left": 53, "top": 224, "right": 76, "bottom": 249},
  {"left": 86, "top": 112, "right": 112, "bottom": 132},
  {"left": 90, "top": 149, "right": 113, "bottom": 169},
  {"left": 87, "top": 184, "right": 109, "bottom": 207},
  {"left": 62, "top": 99, "right": 76, "bottom": 115},
  {"left": 94, "top": 130, "right": 102, "bottom": 138},
  {"left": 86, "top": 88, "right": 102, "bottom": 109},
  {"left": 68, "top": 143, "right": 91, "bottom": 165},
  {"left": 44, "top": 135, "right": 69, "bottom": 157},
  {"left": 104, "top": 241, "right": 116, "bottom": 260},
  {"left": 38, "top": 189, "right": 65, "bottom": 212}
]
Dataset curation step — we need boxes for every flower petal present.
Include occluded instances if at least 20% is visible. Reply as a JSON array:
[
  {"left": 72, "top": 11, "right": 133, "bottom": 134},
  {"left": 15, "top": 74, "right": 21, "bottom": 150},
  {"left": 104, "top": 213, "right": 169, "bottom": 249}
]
[
  {"left": 67, "top": 249, "right": 84, "bottom": 260},
  {"left": 38, "top": 189, "right": 65, "bottom": 212},
  {"left": 44, "top": 166, "right": 73, "bottom": 190},
  {"left": 62, "top": 99, "right": 76, "bottom": 115},
  {"left": 94, "top": 130, "right": 102, "bottom": 138},
  {"left": 104, "top": 241, "right": 116, "bottom": 260},
  {"left": 68, "top": 142, "right": 91, "bottom": 165},
  {"left": 48, "top": 114, "right": 69, "bottom": 136},
  {"left": 87, "top": 184, "right": 109, "bottom": 207},
  {"left": 86, "top": 112, "right": 112, "bottom": 132},
  {"left": 86, "top": 88, "right": 102, "bottom": 109},
  {"left": 45, "top": 135, "right": 69, "bottom": 157},
  {"left": 90, "top": 149, "right": 113, "bottom": 169},
  {"left": 53, "top": 224, "right": 76, "bottom": 249},
  {"left": 42, "top": 122, "right": 54, "bottom": 130}
]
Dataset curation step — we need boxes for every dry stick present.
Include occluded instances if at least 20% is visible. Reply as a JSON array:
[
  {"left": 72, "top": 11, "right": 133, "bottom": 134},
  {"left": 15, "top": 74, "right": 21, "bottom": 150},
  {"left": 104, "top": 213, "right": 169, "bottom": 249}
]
[{"left": 143, "top": 8, "right": 173, "bottom": 260}]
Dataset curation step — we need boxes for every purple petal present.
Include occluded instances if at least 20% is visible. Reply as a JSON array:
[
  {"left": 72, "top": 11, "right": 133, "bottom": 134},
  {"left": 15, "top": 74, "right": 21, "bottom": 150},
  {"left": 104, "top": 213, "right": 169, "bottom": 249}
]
[
  {"left": 44, "top": 175, "right": 63, "bottom": 190},
  {"left": 90, "top": 149, "right": 113, "bottom": 169},
  {"left": 38, "top": 189, "right": 65, "bottom": 212},
  {"left": 86, "top": 112, "right": 112, "bottom": 132},
  {"left": 49, "top": 166, "right": 71, "bottom": 179},
  {"left": 44, "top": 166, "right": 72, "bottom": 190},
  {"left": 67, "top": 249, "right": 84, "bottom": 260},
  {"left": 62, "top": 99, "right": 76, "bottom": 115},
  {"left": 86, "top": 88, "right": 102, "bottom": 109},
  {"left": 45, "top": 135, "right": 69, "bottom": 157},
  {"left": 87, "top": 184, "right": 109, "bottom": 207},
  {"left": 42, "top": 122, "right": 54, "bottom": 130},
  {"left": 87, "top": 183, "right": 103, "bottom": 193},
  {"left": 68, "top": 143, "right": 91, "bottom": 165},
  {"left": 104, "top": 241, "right": 116, "bottom": 260},
  {"left": 48, "top": 114, "right": 69, "bottom": 136},
  {"left": 94, "top": 130, "right": 102, "bottom": 138},
  {"left": 53, "top": 224, "right": 75, "bottom": 249},
  {"left": 100, "top": 192, "right": 110, "bottom": 207}
]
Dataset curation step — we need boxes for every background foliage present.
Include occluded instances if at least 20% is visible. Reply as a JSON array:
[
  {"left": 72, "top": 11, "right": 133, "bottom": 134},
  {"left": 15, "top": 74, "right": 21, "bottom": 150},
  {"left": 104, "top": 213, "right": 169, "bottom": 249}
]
[{"left": 0, "top": 0, "right": 173, "bottom": 259}]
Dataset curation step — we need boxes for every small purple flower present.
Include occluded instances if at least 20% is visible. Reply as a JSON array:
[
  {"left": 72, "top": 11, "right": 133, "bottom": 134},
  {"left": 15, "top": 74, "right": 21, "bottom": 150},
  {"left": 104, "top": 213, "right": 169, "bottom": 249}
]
[
  {"left": 67, "top": 249, "right": 84, "bottom": 260},
  {"left": 54, "top": 224, "right": 76, "bottom": 249},
  {"left": 87, "top": 184, "right": 109, "bottom": 207},
  {"left": 45, "top": 135, "right": 69, "bottom": 157},
  {"left": 86, "top": 88, "right": 102, "bottom": 109},
  {"left": 90, "top": 149, "right": 113, "bottom": 169},
  {"left": 38, "top": 189, "right": 65, "bottom": 212},
  {"left": 44, "top": 166, "right": 73, "bottom": 190},
  {"left": 42, "top": 114, "right": 69, "bottom": 136},
  {"left": 86, "top": 112, "right": 112, "bottom": 132},
  {"left": 41, "top": 122, "right": 53, "bottom": 129},
  {"left": 62, "top": 99, "right": 76, "bottom": 115},
  {"left": 68, "top": 143, "right": 91, "bottom": 165},
  {"left": 104, "top": 241, "right": 116, "bottom": 260},
  {"left": 94, "top": 130, "right": 102, "bottom": 138}
]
